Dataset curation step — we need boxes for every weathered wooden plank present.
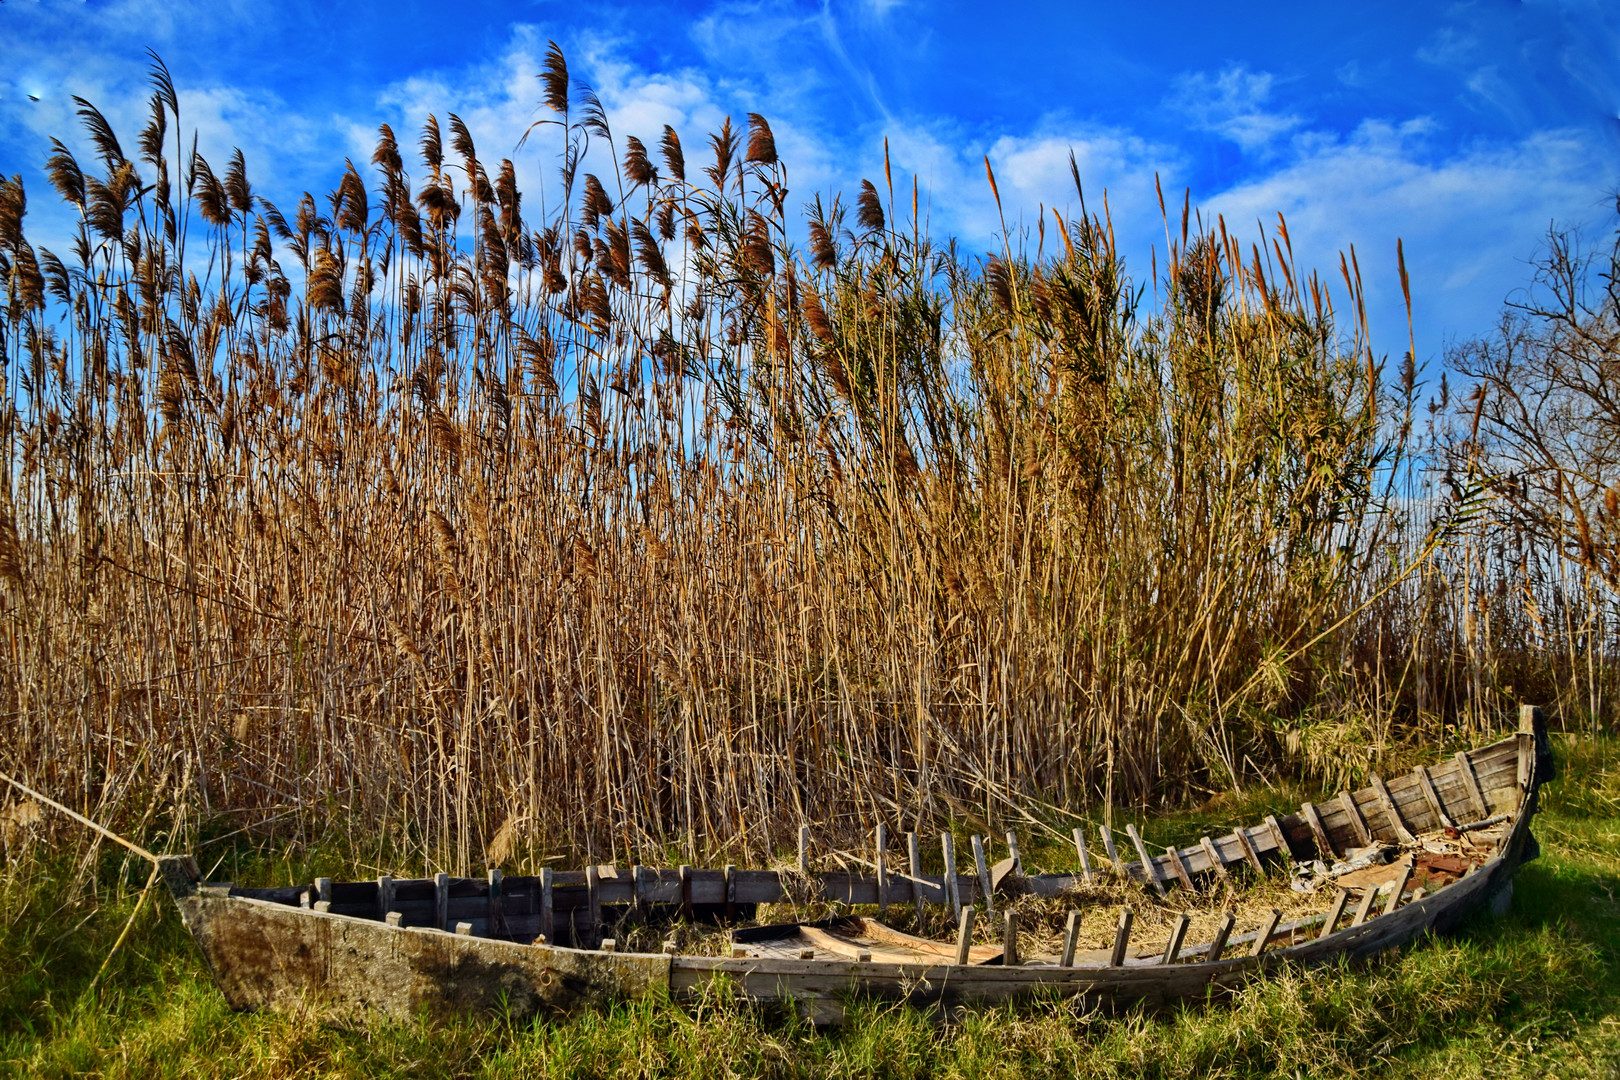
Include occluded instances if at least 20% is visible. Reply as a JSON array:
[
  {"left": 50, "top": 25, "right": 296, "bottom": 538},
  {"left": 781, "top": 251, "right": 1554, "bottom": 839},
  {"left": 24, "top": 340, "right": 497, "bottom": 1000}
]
[
  {"left": 486, "top": 869, "right": 502, "bottom": 938},
  {"left": 1232, "top": 828, "right": 1264, "bottom": 875},
  {"left": 434, "top": 873, "right": 449, "bottom": 931},
  {"left": 799, "top": 825, "right": 811, "bottom": 875},
  {"left": 1060, "top": 911, "right": 1081, "bottom": 967},
  {"left": 1412, "top": 765, "right": 1455, "bottom": 829},
  {"left": 1300, "top": 803, "right": 1337, "bottom": 859},
  {"left": 1383, "top": 864, "right": 1412, "bottom": 917},
  {"left": 1338, "top": 791, "right": 1373, "bottom": 847},
  {"left": 1126, "top": 824, "right": 1168, "bottom": 897},
  {"left": 1206, "top": 912, "right": 1236, "bottom": 962},
  {"left": 377, "top": 876, "right": 394, "bottom": 920},
  {"left": 1165, "top": 844, "right": 1196, "bottom": 892},
  {"left": 942, "top": 834, "right": 961, "bottom": 922},
  {"left": 1005, "top": 832, "right": 1023, "bottom": 875},
  {"left": 1109, "top": 908, "right": 1134, "bottom": 967},
  {"left": 1100, "top": 826, "right": 1123, "bottom": 875},
  {"left": 585, "top": 865, "right": 602, "bottom": 948},
  {"left": 1263, "top": 816, "right": 1292, "bottom": 858},
  {"left": 953, "top": 908, "right": 975, "bottom": 966},
  {"left": 1003, "top": 911, "right": 1020, "bottom": 967},
  {"left": 1249, "top": 910, "right": 1282, "bottom": 957},
  {"left": 1370, "top": 775, "right": 1418, "bottom": 843},
  {"left": 1319, "top": 888, "right": 1351, "bottom": 940},
  {"left": 908, "top": 832, "right": 925, "bottom": 925},
  {"left": 1162, "top": 914, "right": 1191, "bottom": 965},
  {"left": 1072, "top": 828, "right": 1096, "bottom": 885},
  {"left": 971, "top": 835, "right": 995, "bottom": 918},
  {"left": 1350, "top": 886, "right": 1379, "bottom": 927},
  {"left": 1454, "top": 752, "right": 1490, "bottom": 820},
  {"left": 875, "top": 824, "right": 889, "bottom": 917},
  {"left": 1200, "top": 836, "right": 1230, "bottom": 881},
  {"left": 540, "top": 867, "right": 554, "bottom": 945}
]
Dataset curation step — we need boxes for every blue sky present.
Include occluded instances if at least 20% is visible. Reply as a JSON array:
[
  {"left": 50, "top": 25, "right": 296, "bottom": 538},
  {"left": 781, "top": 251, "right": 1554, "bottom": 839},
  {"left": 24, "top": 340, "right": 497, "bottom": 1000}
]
[{"left": 3, "top": 0, "right": 1617, "bottom": 369}]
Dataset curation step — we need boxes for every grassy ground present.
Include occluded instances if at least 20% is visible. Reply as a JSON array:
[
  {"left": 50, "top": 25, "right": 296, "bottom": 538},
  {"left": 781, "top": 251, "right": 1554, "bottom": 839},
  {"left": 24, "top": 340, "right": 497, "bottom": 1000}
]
[{"left": 2, "top": 735, "right": 1618, "bottom": 1079}]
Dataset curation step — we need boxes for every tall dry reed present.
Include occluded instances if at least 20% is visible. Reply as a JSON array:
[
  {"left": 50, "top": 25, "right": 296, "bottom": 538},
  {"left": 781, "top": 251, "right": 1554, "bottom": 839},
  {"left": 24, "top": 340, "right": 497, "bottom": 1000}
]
[{"left": 0, "top": 51, "right": 1606, "bottom": 871}]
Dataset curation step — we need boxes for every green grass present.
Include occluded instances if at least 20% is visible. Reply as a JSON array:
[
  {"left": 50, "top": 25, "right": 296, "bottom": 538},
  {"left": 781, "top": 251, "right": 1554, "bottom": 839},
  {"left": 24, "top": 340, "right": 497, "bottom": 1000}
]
[{"left": 3, "top": 737, "right": 1619, "bottom": 1079}]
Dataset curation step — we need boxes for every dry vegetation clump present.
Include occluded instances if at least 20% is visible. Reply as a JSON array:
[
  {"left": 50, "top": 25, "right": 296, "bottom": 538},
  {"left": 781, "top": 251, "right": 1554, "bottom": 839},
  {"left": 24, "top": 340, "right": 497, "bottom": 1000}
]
[{"left": 0, "top": 47, "right": 1611, "bottom": 874}]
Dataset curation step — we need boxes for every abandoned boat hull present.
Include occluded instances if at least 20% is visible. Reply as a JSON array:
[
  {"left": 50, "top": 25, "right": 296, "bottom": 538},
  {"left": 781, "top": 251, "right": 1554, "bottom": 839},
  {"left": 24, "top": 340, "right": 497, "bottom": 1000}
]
[{"left": 159, "top": 707, "right": 1552, "bottom": 1023}]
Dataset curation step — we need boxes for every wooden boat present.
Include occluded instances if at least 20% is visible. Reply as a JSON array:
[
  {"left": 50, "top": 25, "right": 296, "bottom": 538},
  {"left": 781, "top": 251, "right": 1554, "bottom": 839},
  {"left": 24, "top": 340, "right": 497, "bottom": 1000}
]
[{"left": 158, "top": 706, "right": 1554, "bottom": 1024}]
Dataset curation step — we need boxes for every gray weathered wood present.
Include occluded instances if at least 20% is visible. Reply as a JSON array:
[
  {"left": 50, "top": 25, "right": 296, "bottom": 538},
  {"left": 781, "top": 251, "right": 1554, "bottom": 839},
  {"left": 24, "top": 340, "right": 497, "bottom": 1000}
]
[
  {"left": 1003, "top": 910, "right": 1019, "bottom": 967},
  {"left": 1060, "top": 910, "right": 1080, "bottom": 967},
  {"left": 1338, "top": 791, "right": 1374, "bottom": 847},
  {"left": 1370, "top": 775, "right": 1417, "bottom": 843},
  {"left": 1300, "top": 802, "right": 1336, "bottom": 859},
  {"left": 1412, "top": 765, "right": 1455, "bottom": 829},
  {"left": 377, "top": 876, "right": 394, "bottom": 920},
  {"left": 907, "top": 832, "right": 925, "bottom": 925},
  {"left": 953, "top": 908, "right": 975, "bottom": 966},
  {"left": 1072, "top": 828, "right": 1095, "bottom": 885},
  {"left": 799, "top": 825, "right": 811, "bottom": 875},
  {"left": 1166, "top": 844, "right": 1196, "bottom": 892},
  {"left": 540, "top": 867, "right": 555, "bottom": 945},
  {"left": 1126, "top": 824, "right": 1167, "bottom": 897},
  {"left": 1350, "top": 886, "right": 1379, "bottom": 927},
  {"left": 1109, "top": 908, "right": 1134, "bottom": 967},
  {"left": 1100, "top": 826, "right": 1122, "bottom": 875},
  {"left": 1319, "top": 888, "right": 1350, "bottom": 940},
  {"left": 1207, "top": 912, "right": 1236, "bottom": 962},
  {"left": 487, "top": 869, "right": 502, "bottom": 938},
  {"left": 971, "top": 835, "right": 995, "bottom": 918},
  {"left": 875, "top": 824, "right": 889, "bottom": 917},
  {"left": 1454, "top": 752, "right": 1490, "bottom": 820},
  {"left": 586, "top": 864, "right": 602, "bottom": 947},
  {"left": 1383, "top": 864, "right": 1412, "bottom": 917},
  {"left": 942, "top": 834, "right": 961, "bottom": 922},
  {"left": 1162, "top": 914, "right": 1191, "bottom": 965},
  {"left": 1005, "top": 831, "right": 1023, "bottom": 875},
  {"left": 1232, "top": 828, "right": 1264, "bottom": 875},
  {"left": 1200, "top": 836, "right": 1230, "bottom": 881},
  {"left": 1249, "top": 909, "right": 1282, "bottom": 957},
  {"left": 434, "top": 873, "right": 449, "bottom": 931}
]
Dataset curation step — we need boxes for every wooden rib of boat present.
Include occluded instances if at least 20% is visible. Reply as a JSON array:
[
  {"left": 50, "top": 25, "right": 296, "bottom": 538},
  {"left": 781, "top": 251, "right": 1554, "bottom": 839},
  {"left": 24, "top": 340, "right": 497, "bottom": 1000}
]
[{"left": 158, "top": 706, "right": 1555, "bottom": 1024}]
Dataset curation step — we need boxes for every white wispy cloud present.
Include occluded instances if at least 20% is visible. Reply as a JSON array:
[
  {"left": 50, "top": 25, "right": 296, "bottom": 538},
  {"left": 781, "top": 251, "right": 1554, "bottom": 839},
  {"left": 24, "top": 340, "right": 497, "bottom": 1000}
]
[{"left": 1167, "top": 65, "right": 1303, "bottom": 151}]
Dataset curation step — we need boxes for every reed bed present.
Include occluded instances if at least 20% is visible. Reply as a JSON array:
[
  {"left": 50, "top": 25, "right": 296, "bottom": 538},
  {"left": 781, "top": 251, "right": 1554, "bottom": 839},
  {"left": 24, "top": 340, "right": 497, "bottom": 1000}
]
[{"left": 0, "top": 48, "right": 1609, "bottom": 874}]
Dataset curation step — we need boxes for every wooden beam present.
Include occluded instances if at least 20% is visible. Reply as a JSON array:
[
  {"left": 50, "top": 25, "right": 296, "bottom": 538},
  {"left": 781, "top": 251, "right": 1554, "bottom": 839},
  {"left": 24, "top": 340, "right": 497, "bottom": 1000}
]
[
  {"left": 1454, "top": 752, "right": 1490, "bottom": 820},
  {"left": 1109, "top": 908, "right": 1134, "bottom": 967},
  {"left": 1338, "top": 791, "right": 1374, "bottom": 847},
  {"left": 1004, "top": 831, "right": 1023, "bottom": 876},
  {"left": 1299, "top": 802, "right": 1337, "bottom": 859},
  {"left": 1072, "top": 828, "right": 1096, "bottom": 885},
  {"left": 1319, "top": 887, "right": 1351, "bottom": 939},
  {"left": 1165, "top": 844, "right": 1196, "bottom": 892},
  {"left": 971, "top": 834, "right": 995, "bottom": 918},
  {"left": 376, "top": 875, "right": 394, "bottom": 920},
  {"left": 1232, "top": 828, "right": 1265, "bottom": 875},
  {"left": 1248, "top": 909, "right": 1282, "bottom": 957},
  {"left": 1207, "top": 913, "right": 1236, "bottom": 962},
  {"left": 585, "top": 865, "right": 602, "bottom": 948},
  {"left": 799, "top": 825, "right": 811, "bottom": 875},
  {"left": 875, "top": 823, "right": 889, "bottom": 917},
  {"left": 1412, "top": 765, "right": 1455, "bottom": 829},
  {"left": 1263, "top": 815, "right": 1291, "bottom": 856},
  {"left": 1060, "top": 910, "right": 1080, "bottom": 967},
  {"left": 1200, "top": 836, "right": 1230, "bottom": 881},
  {"left": 1002, "top": 910, "right": 1019, "bottom": 967},
  {"left": 723, "top": 864, "right": 736, "bottom": 924},
  {"left": 1383, "top": 864, "right": 1412, "bottom": 917},
  {"left": 1350, "top": 886, "right": 1379, "bottom": 927},
  {"left": 941, "top": 833, "right": 961, "bottom": 922},
  {"left": 953, "top": 908, "right": 975, "bottom": 966},
  {"left": 907, "top": 832, "right": 925, "bottom": 925},
  {"left": 434, "top": 872, "right": 449, "bottom": 931},
  {"left": 1100, "top": 826, "right": 1123, "bottom": 876},
  {"left": 487, "top": 869, "right": 502, "bottom": 938},
  {"left": 1370, "top": 774, "right": 1417, "bottom": 843},
  {"left": 1126, "top": 824, "right": 1167, "bottom": 897},
  {"left": 540, "top": 867, "right": 555, "bottom": 945},
  {"left": 1161, "top": 913, "right": 1191, "bottom": 965}
]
